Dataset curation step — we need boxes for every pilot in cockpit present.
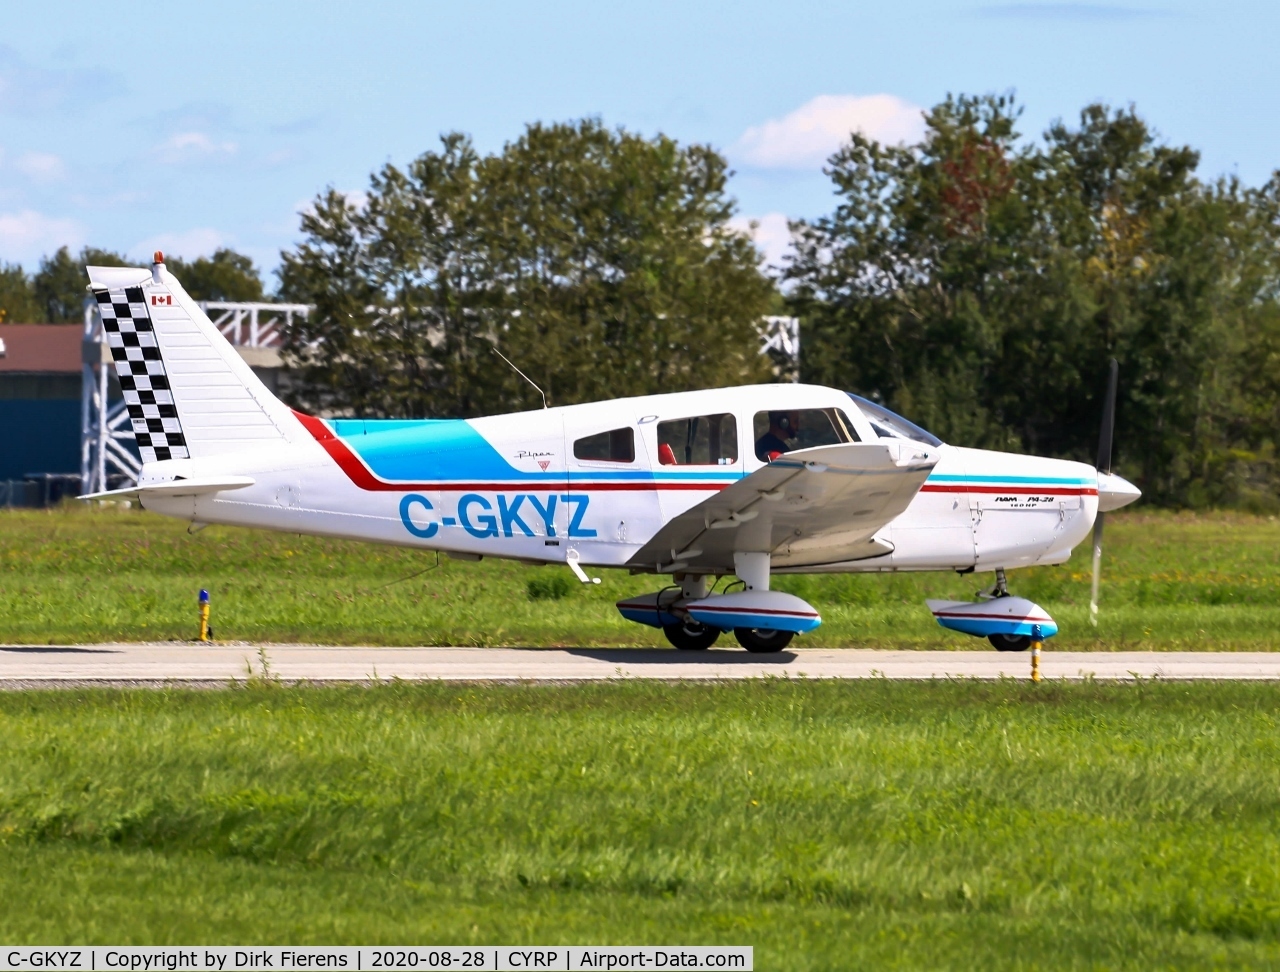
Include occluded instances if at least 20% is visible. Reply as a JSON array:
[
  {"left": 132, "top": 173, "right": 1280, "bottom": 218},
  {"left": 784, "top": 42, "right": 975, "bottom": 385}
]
[{"left": 755, "top": 410, "right": 798, "bottom": 462}]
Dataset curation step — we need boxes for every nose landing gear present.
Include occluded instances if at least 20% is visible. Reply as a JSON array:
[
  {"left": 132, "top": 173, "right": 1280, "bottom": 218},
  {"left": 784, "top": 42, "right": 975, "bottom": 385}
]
[
  {"left": 927, "top": 567, "right": 1059, "bottom": 649},
  {"left": 988, "top": 632, "right": 1032, "bottom": 652},
  {"left": 733, "top": 627, "right": 794, "bottom": 652},
  {"left": 978, "top": 569, "right": 1031, "bottom": 650},
  {"left": 979, "top": 568, "right": 1011, "bottom": 600}
]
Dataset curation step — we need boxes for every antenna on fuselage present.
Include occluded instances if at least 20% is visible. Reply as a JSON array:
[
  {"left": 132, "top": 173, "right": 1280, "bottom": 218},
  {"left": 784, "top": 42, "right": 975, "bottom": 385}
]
[{"left": 491, "top": 346, "right": 547, "bottom": 409}]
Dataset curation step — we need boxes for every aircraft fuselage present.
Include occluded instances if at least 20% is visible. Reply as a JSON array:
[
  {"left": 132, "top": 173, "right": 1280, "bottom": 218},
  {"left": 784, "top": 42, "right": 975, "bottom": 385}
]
[{"left": 138, "top": 383, "right": 1100, "bottom": 575}]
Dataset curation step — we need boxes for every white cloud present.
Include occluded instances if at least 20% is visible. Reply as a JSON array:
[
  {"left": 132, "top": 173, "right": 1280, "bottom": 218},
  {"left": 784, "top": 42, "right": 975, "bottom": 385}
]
[
  {"left": 15, "top": 151, "right": 65, "bottom": 182},
  {"left": 0, "top": 209, "right": 85, "bottom": 265},
  {"left": 132, "top": 228, "right": 227, "bottom": 261},
  {"left": 153, "top": 131, "right": 237, "bottom": 165},
  {"left": 733, "top": 94, "right": 926, "bottom": 170},
  {"left": 729, "top": 212, "right": 794, "bottom": 269}
]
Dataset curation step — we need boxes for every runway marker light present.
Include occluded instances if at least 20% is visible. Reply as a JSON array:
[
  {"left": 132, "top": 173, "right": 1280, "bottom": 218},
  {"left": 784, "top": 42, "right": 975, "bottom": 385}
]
[
  {"left": 1030, "top": 623, "right": 1042, "bottom": 683},
  {"left": 198, "top": 589, "right": 213, "bottom": 642}
]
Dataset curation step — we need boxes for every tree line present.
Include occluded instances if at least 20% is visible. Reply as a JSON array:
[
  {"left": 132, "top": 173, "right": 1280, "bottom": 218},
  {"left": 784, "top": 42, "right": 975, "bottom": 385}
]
[
  {"left": 786, "top": 95, "right": 1280, "bottom": 509},
  {"left": 276, "top": 120, "right": 773, "bottom": 418},
  {"left": 5, "top": 99, "right": 1277, "bottom": 508},
  {"left": 0, "top": 247, "right": 266, "bottom": 323}
]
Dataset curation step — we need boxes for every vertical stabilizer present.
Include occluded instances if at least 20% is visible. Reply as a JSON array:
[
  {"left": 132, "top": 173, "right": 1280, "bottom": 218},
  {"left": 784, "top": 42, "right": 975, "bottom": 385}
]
[{"left": 87, "top": 257, "right": 302, "bottom": 462}]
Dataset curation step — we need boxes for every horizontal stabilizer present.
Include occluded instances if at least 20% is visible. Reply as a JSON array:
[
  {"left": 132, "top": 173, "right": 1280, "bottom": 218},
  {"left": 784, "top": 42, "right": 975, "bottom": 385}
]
[{"left": 81, "top": 475, "right": 256, "bottom": 501}]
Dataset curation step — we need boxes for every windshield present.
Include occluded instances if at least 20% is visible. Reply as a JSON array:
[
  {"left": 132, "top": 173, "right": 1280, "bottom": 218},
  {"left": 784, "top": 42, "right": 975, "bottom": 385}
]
[{"left": 846, "top": 393, "right": 943, "bottom": 447}]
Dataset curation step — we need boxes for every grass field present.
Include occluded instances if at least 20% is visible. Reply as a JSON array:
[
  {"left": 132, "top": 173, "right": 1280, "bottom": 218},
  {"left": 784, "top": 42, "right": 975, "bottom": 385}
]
[
  {"left": 0, "top": 504, "right": 1278, "bottom": 648},
  {"left": 1, "top": 680, "right": 1279, "bottom": 968}
]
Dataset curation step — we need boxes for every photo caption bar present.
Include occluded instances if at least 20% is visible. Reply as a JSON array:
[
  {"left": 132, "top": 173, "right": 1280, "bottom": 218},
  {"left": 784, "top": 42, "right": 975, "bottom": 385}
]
[{"left": 0, "top": 948, "right": 752, "bottom": 971}]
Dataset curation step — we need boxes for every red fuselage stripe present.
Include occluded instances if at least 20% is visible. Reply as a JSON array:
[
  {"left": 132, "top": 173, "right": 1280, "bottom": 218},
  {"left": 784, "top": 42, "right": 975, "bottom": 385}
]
[
  {"left": 295, "top": 411, "right": 1092, "bottom": 499},
  {"left": 293, "top": 409, "right": 730, "bottom": 492}
]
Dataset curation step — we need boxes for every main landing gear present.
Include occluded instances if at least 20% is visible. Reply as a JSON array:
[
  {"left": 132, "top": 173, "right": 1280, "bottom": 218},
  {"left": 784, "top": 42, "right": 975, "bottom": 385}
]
[
  {"left": 656, "top": 553, "right": 808, "bottom": 653},
  {"left": 664, "top": 620, "right": 720, "bottom": 651},
  {"left": 661, "top": 621, "right": 795, "bottom": 652},
  {"left": 979, "top": 568, "right": 1031, "bottom": 652}
]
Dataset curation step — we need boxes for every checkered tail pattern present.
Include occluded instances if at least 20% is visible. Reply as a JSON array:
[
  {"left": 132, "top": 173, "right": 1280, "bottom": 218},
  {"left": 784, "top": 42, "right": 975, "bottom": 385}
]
[{"left": 96, "top": 287, "right": 189, "bottom": 462}]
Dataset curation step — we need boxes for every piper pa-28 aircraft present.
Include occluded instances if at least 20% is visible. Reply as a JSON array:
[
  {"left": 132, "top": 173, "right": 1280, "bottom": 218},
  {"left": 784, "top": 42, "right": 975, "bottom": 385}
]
[{"left": 84, "top": 257, "right": 1142, "bottom": 652}]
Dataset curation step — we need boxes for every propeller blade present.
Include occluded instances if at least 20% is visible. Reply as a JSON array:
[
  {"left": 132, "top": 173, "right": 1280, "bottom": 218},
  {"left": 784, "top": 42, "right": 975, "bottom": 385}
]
[
  {"left": 1089, "top": 512, "right": 1105, "bottom": 627},
  {"left": 1096, "top": 357, "right": 1119, "bottom": 475},
  {"left": 1090, "top": 358, "right": 1119, "bottom": 627}
]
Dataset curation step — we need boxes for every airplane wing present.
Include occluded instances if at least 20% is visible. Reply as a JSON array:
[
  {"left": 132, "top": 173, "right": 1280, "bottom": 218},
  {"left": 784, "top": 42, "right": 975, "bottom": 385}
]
[{"left": 627, "top": 441, "right": 937, "bottom": 574}]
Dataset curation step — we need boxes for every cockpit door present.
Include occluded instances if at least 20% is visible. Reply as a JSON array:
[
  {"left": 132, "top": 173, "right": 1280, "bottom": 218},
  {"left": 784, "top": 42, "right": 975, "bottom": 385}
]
[{"left": 563, "top": 411, "right": 662, "bottom": 563}]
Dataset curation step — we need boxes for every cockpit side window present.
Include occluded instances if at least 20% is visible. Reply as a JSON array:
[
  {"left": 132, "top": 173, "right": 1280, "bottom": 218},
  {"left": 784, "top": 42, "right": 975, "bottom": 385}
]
[
  {"left": 846, "top": 394, "right": 943, "bottom": 447},
  {"left": 656, "top": 414, "right": 737, "bottom": 465},
  {"left": 752, "top": 408, "right": 859, "bottom": 461},
  {"left": 574, "top": 427, "right": 635, "bottom": 463}
]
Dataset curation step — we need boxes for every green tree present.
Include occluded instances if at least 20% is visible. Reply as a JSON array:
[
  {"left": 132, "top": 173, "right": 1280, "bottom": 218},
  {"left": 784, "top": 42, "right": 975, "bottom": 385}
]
[
  {"left": 28, "top": 246, "right": 267, "bottom": 321},
  {"left": 0, "top": 264, "right": 39, "bottom": 323},
  {"left": 787, "top": 95, "right": 1280, "bottom": 508},
  {"left": 279, "top": 120, "right": 773, "bottom": 418},
  {"left": 33, "top": 246, "right": 129, "bottom": 323},
  {"left": 167, "top": 249, "right": 266, "bottom": 302}
]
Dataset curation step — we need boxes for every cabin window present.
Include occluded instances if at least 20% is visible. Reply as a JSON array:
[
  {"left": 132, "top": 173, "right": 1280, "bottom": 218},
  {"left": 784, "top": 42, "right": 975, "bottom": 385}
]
[
  {"left": 656, "top": 413, "right": 738, "bottom": 465},
  {"left": 574, "top": 427, "right": 636, "bottom": 463},
  {"left": 753, "top": 408, "right": 858, "bottom": 461}
]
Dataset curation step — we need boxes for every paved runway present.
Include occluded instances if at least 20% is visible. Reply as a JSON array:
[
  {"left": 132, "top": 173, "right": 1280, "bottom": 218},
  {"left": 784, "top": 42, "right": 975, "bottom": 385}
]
[{"left": 1, "top": 643, "right": 1279, "bottom": 685}]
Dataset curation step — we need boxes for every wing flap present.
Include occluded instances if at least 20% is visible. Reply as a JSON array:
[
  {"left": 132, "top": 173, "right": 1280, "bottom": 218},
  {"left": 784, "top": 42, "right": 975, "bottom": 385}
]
[{"left": 628, "top": 441, "right": 937, "bottom": 573}]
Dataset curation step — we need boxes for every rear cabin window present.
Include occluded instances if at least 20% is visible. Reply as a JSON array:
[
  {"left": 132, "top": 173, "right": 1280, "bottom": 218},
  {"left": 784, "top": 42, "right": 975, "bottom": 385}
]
[
  {"left": 753, "top": 408, "right": 858, "bottom": 461},
  {"left": 656, "top": 414, "right": 738, "bottom": 465},
  {"left": 574, "top": 427, "right": 635, "bottom": 463}
]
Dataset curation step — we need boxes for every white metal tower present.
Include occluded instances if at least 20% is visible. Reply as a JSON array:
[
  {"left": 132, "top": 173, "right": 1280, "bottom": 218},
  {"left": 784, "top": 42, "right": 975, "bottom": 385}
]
[{"left": 79, "top": 300, "right": 309, "bottom": 495}]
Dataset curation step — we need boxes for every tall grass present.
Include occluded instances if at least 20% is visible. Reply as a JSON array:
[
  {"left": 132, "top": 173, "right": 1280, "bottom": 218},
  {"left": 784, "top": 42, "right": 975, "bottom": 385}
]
[
  {"left": 1, "top": 681, "right": 1279, "bottom": 967},
  {"left": 0, "top": 504, "right": 1278, "bottom": 647}
]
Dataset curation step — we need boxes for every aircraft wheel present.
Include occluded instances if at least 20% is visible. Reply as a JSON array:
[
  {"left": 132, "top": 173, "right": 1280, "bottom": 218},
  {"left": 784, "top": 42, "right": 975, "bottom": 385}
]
[
  {"left": 664, "top": 621, "right": 720, "bottom": 650},
  {"left": 989, "top": 633, "right": 1032, "bottom": 652},
  {"left": 734, "top": 627, "right": 794, "bottom": 652}
]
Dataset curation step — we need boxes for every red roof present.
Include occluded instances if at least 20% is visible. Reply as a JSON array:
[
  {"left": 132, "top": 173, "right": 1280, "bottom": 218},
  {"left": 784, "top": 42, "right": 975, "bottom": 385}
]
[{"left": 0, "top": 325, "right": 82, "bottom": 374}]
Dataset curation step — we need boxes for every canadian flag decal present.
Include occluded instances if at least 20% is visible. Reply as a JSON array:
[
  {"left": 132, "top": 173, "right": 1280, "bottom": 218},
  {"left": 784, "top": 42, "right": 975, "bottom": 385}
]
[{"left": 151, "top": 294, "right": 173, "bottom": 306}]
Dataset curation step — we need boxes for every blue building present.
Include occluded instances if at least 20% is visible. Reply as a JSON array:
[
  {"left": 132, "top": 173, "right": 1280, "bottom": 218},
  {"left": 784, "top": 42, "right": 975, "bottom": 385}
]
[{"left": 0, "top": 324, "right": 83, "bottom": 496}]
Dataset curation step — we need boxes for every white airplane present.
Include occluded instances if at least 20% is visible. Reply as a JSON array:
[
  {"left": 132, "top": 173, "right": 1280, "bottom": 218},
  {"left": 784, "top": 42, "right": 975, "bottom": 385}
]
[{"left": 84, "top": 257, "right": 1141, "bottom": 652}]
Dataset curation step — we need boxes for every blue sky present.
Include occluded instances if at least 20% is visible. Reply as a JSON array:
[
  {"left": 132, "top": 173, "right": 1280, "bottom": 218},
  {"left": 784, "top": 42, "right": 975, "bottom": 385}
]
[{"left": 1, "top": 0, "right": 1275, "bottom": 281}]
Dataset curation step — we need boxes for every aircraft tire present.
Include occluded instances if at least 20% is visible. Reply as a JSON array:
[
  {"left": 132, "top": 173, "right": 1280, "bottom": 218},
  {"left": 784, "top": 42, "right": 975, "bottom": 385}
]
[
  {"left": 663, "top": 621, "right": 720, "bottom": 650},
  {"left": 734, "top": 627, "right": 794, "bottom": 652},
  {"left": 988, "top": 633, "right": 1032, "bottom": 652}
]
